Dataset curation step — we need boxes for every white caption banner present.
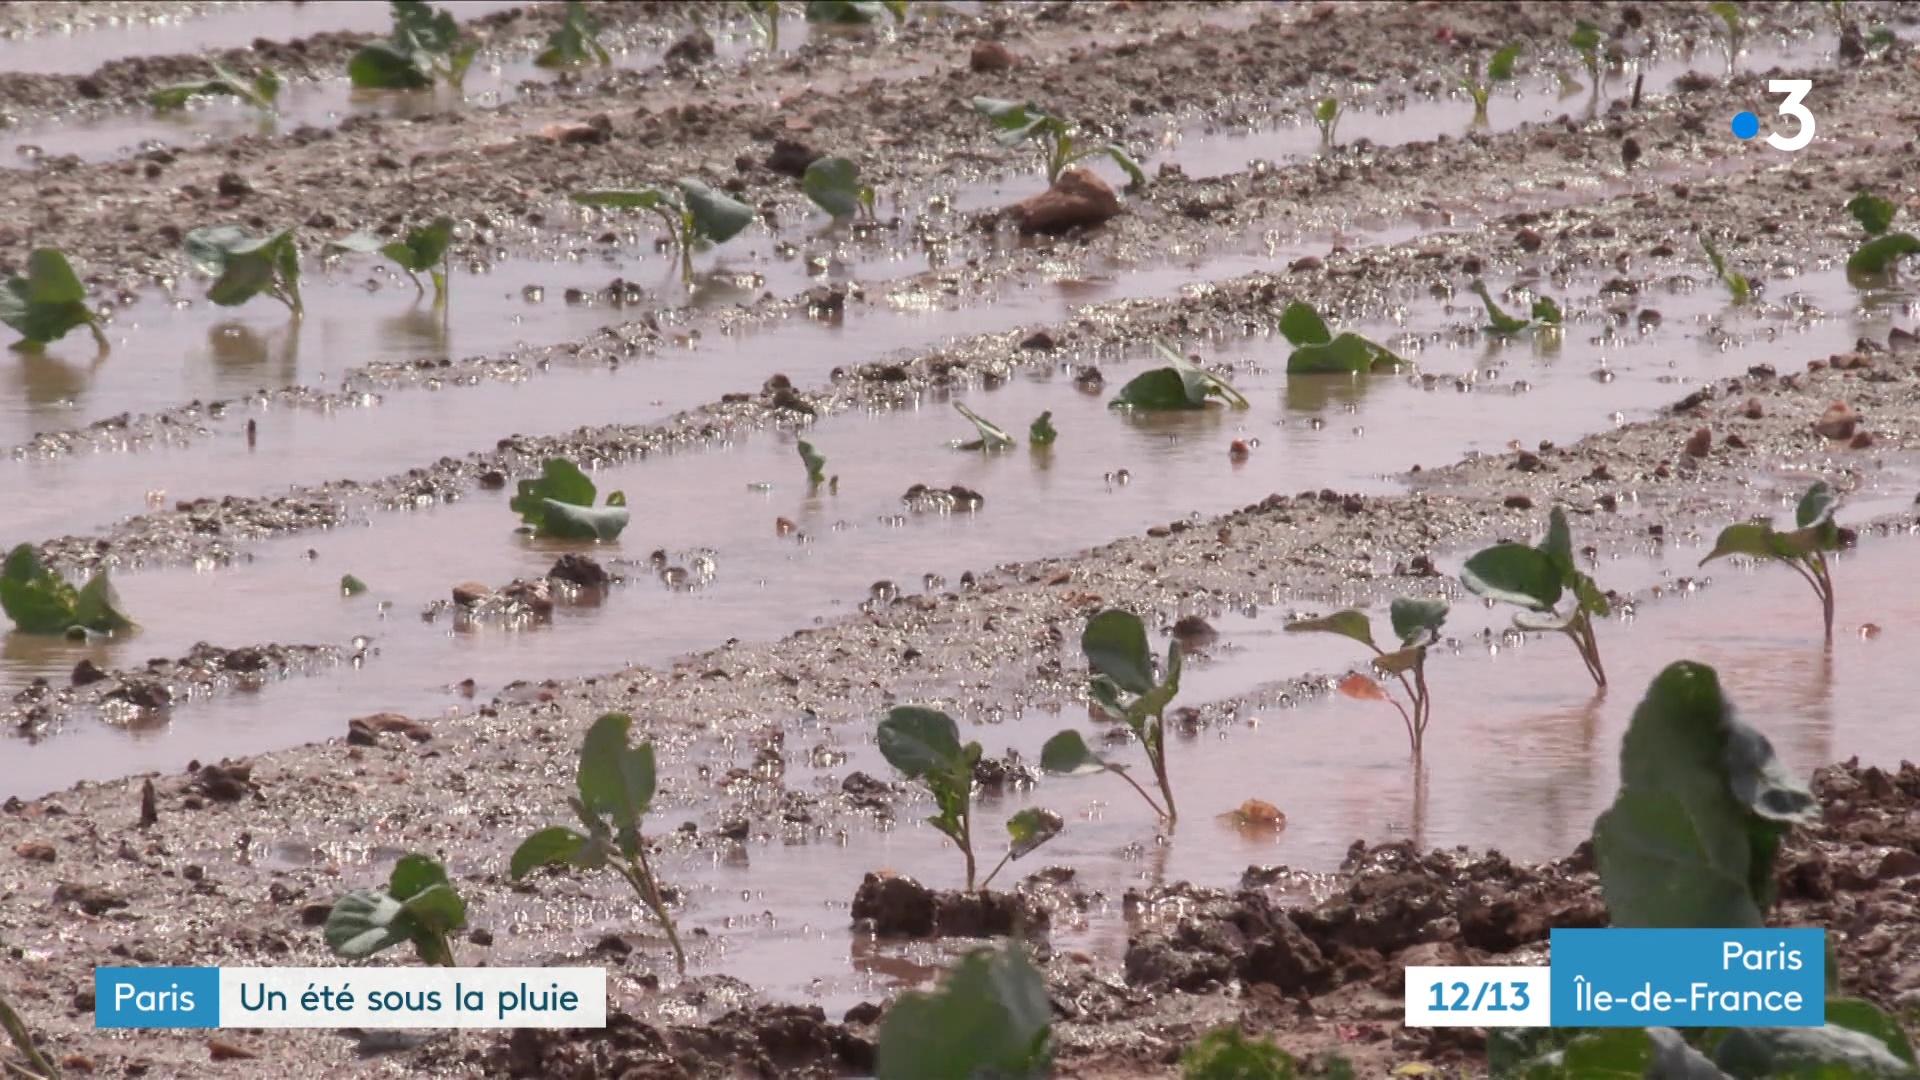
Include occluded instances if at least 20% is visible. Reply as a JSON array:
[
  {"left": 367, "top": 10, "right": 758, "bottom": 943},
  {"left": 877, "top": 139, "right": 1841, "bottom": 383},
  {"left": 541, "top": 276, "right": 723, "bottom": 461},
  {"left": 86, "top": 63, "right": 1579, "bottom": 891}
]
[{"left": 217, "top": 967, "right": 606, "bottom": 1028}]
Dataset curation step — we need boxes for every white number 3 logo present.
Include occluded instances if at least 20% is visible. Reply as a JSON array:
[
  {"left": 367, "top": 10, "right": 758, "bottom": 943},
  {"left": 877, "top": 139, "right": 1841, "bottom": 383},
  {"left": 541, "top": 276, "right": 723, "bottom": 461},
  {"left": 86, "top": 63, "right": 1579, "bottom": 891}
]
[{"left": 1767, "top": 79, "right": 1815, "bottom": 152}]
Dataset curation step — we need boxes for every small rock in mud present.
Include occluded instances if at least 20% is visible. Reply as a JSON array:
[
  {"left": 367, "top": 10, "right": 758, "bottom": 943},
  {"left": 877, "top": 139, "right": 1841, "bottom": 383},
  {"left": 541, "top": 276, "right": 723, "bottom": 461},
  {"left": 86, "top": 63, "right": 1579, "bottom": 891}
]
[
  {"left": 14, "top": 841, "right": 55, "bottom": 863},
  {"left": 1514, "top": 227, "right": 1543, "bottom": 252},
  {"left": 665, "top": 27, "right": 715, "bottom": 64},
  {"left": 1010, "top": 167, "right": 1121, "bottom": 235},
  {"left": 1171, "top": 616, "right": 1218, "bottom": 650},
  {"left": 52, "top": 882, "right": 129, "bottom": 916},
  {"left": 901, "top": 484, "right": 985, "bottom": 512},
  {"left": 452, "top": 581, "right": 494, "bottom": 607},
  {"left": 840, "top": 772, "right": 894, "bottom": 810},
  {"left": 1850, "top": 430, "right": 1875, "bottom": 450},
  {"left": 1073, "top": 366, "right": 1104, "bottom": 391},
  {"left": 1684, "top": 427, "right": 1712, "bottom": 458},
  {"left": 347, "top": 712, "right": 433, "bottom": 745},
  {"left": 215, "top": 172, "right": 251, "bottom": 197},
  {"left": 1020, "top": 329, "right": 1058, "bottom": 351},
  {"left": 1504, "top": 494, "right": 1534, "bottom": 510},
  {"left": 1742, "top": 397, "right": 1765, "bottom": 420},
  {"left": 1814, "top": 400, "right": 1860, "bottom": 440},
  {"left": 193, "top": 760, "right": 257, "bottom": 802},
  {"left": 969, "top": 40, "right": 1017, "bottom": 72},
  {"left": 764, "top": 138, "right": 821, "bottom": 179},
  {"left": 70, "top": 660, "right": 107, "bottom": 687},
  {"left": 547, "top": 555, "right": 609, "bottom": 589}
]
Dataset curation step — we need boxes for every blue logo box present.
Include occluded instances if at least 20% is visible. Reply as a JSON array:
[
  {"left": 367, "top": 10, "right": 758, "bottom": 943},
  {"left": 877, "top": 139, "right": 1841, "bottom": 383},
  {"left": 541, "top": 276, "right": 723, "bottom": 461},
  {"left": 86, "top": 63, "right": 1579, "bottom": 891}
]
[
  {"left": 1550, "top": 929, "right": 1824, "bottom": 1027},
  {"left": 95, "top": 967, "right": 219, "bottom": 1028}
]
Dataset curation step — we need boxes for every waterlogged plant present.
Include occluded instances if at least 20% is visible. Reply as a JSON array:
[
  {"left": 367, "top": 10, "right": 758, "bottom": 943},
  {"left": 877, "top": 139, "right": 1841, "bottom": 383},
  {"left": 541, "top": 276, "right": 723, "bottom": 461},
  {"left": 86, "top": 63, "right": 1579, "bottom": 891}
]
[
  {"left": 1460, "top": 507, "right": 1610, "bottom": 690},
  {"left": 1845, "top": 191, "right": 1920, "bottom": 278},
  {"left": 1701, "top": 233, "right": 1752, "bottom": 302},
  {"left": 0, "top": 991, "right": 60, "bottom": 1080},
  {"left": 0, "top": 249, "right": 107, "bottom": 352},
  {"left": 1460, "top": 43, "right": 1521, "bottom": 122},
  {"left": 1181, "top": 1027, "right": 1298, "bottom": 1079},
  {"left": 349, "top": 0, "right": 477, "bottom": 91},
  {"left": 327, "top": 216, "right": 455, "bottom": 302},
  {"left": 1569, "top": 20, "right": 1603, "bottom": 91},
  {"left": 970, "top": 97, "right": 1146, "bottom": 190},
  {"left": 743, "top": 0, "right": 782, "bottom": 51},
  {"left": 1110, "top": 339, "right": 1250, "bottom": 411},
  {"left": 1470, "top": 279, "right": 1563, "bottom": 336},
  {"left": 184, "top": 225, "right": 303, "bottom": 315},
  {"left": 1, "top": 544, "right": 134, "bottom": 637},
  {"left": 512, "top": 712, "right": 688, "bottom": 973},
  {"left": 1312, "top": 96, "right": 1340, "bottom": 148},
  {"left": 571, "top": 180, "right": 756, "bottom": 283},
  {"left": 878, "top": 706, "right": 982, "bottom": 888},
  {"left": 1041, "top": 608, "right": 1184, "bottom": 822},
  {"left": 798, "top": 439, "right": 828, "bottom": 487},
  {"left": 1700, "top": 480, "right": 1844, "bottom": 644},
  {"left": 1279, "top": 301, "right": 1406, "bottom": 375},
  {"left": 149, "top": 61, "right": 281, "bottom": 113},
  {"left": 980, "top": 808, "right": 1064, "bottom": 890},
  {"left": 953, "top": 402, "right": 1015, "bottom": 451},
  {"left": 535, "top": 0, "right": 612, "bottom": 69},
  {"left": 510, "top": 458, "right": 630, "bottom": 541},
  {"left": 1285, "top": 598, "right": 1448, "bottom": 757},
  {"left": 806, "top": 0, "right": 907, "bottom": 25},
  {"left": 874, "top": 942, "right": 1051, "bottom": 1080},
  {"left": 324, "top": 853, "right": 465, "bottom": 967},
  {"left": 1029, "top": 411, "right": 1057, "bottom": 446},
  {"left": 802, "top": 156, "right": 877, "bottom": 220},
  {"left": 1710, "top": 1, "right": 1747, "bottom": 72}
]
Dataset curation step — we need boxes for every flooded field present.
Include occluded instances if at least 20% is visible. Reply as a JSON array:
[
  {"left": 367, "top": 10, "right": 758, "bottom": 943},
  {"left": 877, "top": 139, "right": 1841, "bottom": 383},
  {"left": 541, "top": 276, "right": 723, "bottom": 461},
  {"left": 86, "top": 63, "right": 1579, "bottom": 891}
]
[{"left": 2, "top": 2, "right": 1918, "bottom": 1077}]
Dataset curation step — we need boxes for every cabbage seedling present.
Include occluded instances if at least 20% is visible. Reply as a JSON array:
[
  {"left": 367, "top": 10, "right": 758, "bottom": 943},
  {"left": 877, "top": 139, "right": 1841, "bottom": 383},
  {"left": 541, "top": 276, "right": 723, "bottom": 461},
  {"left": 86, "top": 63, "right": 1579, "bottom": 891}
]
[
  {"left": 1700, "top": 480, "right": 1844, "bottom": 643},
  {"left": 0, "top": 990, "right": 61, "bottom": 1080},
  {"left": 184, "top": 225, "right": 304, "bottom": 315},
  {"left": 1470, "top": 280, "right": 1563, "bottom": 336},
  {"left": 1042, "top": 608, "right": 1185, "bottom": 822},
  {"left": 512, "top": 712, "right": 687, "bottom": 973},
  {"left": 349, "top": 0, "right": 477, "bottom": 91},
  {"left": 1029, "top": 411, "right": 1057, "bottom": 446},
  {"left": 953, "top": 402, "right": 1015, "bottom": 451},
  {"left": 1844, "top": 191, "right": 1920, "bottom": 278},
  {"left": 1279, "top": 301, "right": 1406, "bottom": 375},
  {"left": 1181, "top": 1026, "right": 1297, "bottom": 1079},
  {"left": 1, "top": 544, "right": 134, "bottom": 636},
  {"left": 806, "top": 0, "right": 907, "bottom": 24},
  {"left": 0, "top": 248, "right": 108, "bottom": 352},
  {"left": 324, "top": 853, "right": 465, "bottom": 967},
  {"left": 571, "top": 181, "right": 756, "bottom": 283},
  {"left": 150, "top": 61, "right": 281, "bottom": 113},
  {"left": 327, "top": 216, "right": 455, "bottom": 302},
  {"left": 1286, "top": 598, "right": 1447, "bottom": 757},
  {"left": 971, "top": 97, "right": 1146, "bottom": 190},
  {"left": 1461, "top": 43, "right": 1521, "bottom": 122},
  {"left": 536, "top": 0, "right": 612, "bottom": 68},
  {"left": 798, "top": 439, "right": 828, "bottom": 486},
  {"left": 1710, "top": 1, "right": 1747, "bottom": 72},
  {"left": 1313, "top": 96, "right": 1340, "bottom": 148},
  {"left": 511, "top": 458, "right": 629, "bottom": 541},
  {"left": 1701, "top": 233, "right": 1752, "bottom": 302},
  {"left": 979, "top": 808, "right": 1064, "bottom": 890},
  {"left": 802, "top": 156, "right": 877, "bottom": 220},
  {"left": 875, "top": 942, "right": 1052, "bottom": 1080},
  {"left": 878, "top": 706, "right": 988, "bottom": 889},
  {"left": 1460, "top": 507, "right": 1610, "bottom": 689},
  {"left": 1569, "top": 20, "right": 1603, "bottom": 91},
  {"left": 1109, "top": 339, "right": 1250, "bottom": 410}
]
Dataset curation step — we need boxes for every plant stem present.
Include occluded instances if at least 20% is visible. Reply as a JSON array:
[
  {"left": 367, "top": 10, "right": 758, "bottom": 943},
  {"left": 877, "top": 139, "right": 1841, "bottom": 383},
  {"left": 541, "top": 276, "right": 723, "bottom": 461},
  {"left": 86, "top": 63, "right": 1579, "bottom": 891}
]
[
  {"left": 980, "top": 850, "right": 1013, "bottom": 891},
  {"left": 0, "top": 992, "right": 60, "bottom": 1080},
  {"left": 1148, "top": 720, "right": 1177, "bottom": 823},
  {"left": 1410, "top": 658, "right": 1432, "bottom": 759},
  {"left": 623, "top": 845, "right": 687, "bottom": 974},
  {"left": 960, "top": 809, "right": 977, "bottom": 892},
  {"left": 1107, "top": 764, "right": 1168, "bottom": 820},
  {"left": 1810, "top": 553, "right": 1836, "bottom": 645}
]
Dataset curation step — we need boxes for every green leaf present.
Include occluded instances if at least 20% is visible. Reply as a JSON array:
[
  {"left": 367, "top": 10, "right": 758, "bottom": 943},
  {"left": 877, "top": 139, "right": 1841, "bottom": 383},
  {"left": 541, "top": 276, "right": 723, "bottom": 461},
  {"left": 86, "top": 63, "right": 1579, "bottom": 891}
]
[
  {"left": 1372, "top": 646, "right": 1423, "bottom": 676},
  {"left": 1004, "top": 808, "right": 1063, "bottom": 861},
  {"left": 73, "top": 571, "right": 135, "bottom": 633},
  {"left": 514, "top": 459, "right": 599, "bottom": 511},
  {"left": 875, "top": 944, "right": 1052, "bottom": 1080},
  {"left": 348, "top": 39, "right": 432, "bottom": 89},
  {"left": 576, "top": 713, "right": 656, "bottom": 834},
  {"left": 1826, "top": 998, "right": 1918, "bottom": 1065},
  {"left": 1110, "top": 368, "right": 1200, "bottom": 410},
  {"left": 510, "top": 458, "right": 627, "bottom": 539},
  {"left": 953, "top": 402, "right": 1016, "bottom": 450},
  {"left": 1539, "top": 507, "right": 1575, "bottom": 574},
  {"left": 1039, "top": 730, "right": 1106, "bottom": 775},
  {"left": 185, "top": 226, "right": 301, "bottom": 311},
  {"left": 1180, "top": 1026, "right": 1297, "bottom": 1079},
  {"left": 1283, "top": 609, "right": 1376, "bottom": 649},
  {"left": 807, "top": 0, "right": 895, "bottom": 23},
  {"left": 571, "top": 188, "right": 672, "bottom": 212},
  {"left": 340, "top": 574, "right": 369, "bottom": 596},
  {"left": 1572, "top": 572, "right": 1611, "bottom": 618},
  {"left": 798, "top": 439, "right": 827, "bottom": 484},
  {"left": 1314, "top": 97, "right": 1339, "bottom": 125},
  {"left": 1713, "top": 1025, "right": 1914, "bottom": 1077},
  {"left": 676, "top": 178, "right": 756, "bottom": 244},
  {"left": 0, "top": 544, "right": 81, "bottom": 634},
  {"left": 1570, "top": 21, "right": 1602, "bottom": 54},
  {"left": 1028, "top": 411, "right": 1057, "bottom": 446},
  {"left": 1796, "top": 481, "right": 1837, "bottom": 529},
  {"left": 1472, "top": 280, "right": 1531, "bottom": 334},
  {"left": 1083, "top": 609, "right": 1156, "bottom": 695},
  {"left": 392, "top": 0, "right": 460, "bottom": 53},
  {"left": 1103, "top": 145, "right": 1146, "bottom": 190},
  {"left": 1848, "top": 232, "right": 1920, "bottom": 276},
  {"left": 390, "top": 216, "right": 453, "bottom": 273},
  {"left": 1286, "top": 332, "right": 1403, "bottom": 374},
  {"left": 1155, "top": 340, "right": 1250, "bottom": 408},
  {"left": 1848, "top": 192, "right": 1897, "bottom": 236},
  {"left": 1461, "top": 543, "right": 1565, "bottom": 610},
  {"left": 1388, "top": 598, "right": 1448, "bottom": 647},
  {"left": 1488, "top": 43, "right": 1522, "bottom": 82},
  {"left": 537, "top": 500, "right": 630, "bottom": 541},
  {"left": 1530, "top": 296, "right": 1563, "bottom": 326},
  {"left": 510, "top": 826, "right": 590, "bottom": 879},
  {"left": 0, "top": 248, "right": 101, "bottom": 348},
  {"left": 535, "top": 0, "right": 610, "bottom": 68},
  {"left": 1700, "top": 521, "right": 1778, "bottom": 565},
  {"left": 389, "top": 852, "right": 451, "bottom": 902},
  {"left": 878, "top": 706, "right": 966, "bottom": 778},
  {"left": 324, "top": 888, "right": 411, "bottom": 958},
  {"left": 971, "top": 97, "right": 1057, "bottom": 148},
  {"left": 1278, "top": 301, "right": 1332, "bottom": 346},
  {"left": 1593, "top": 662, "right": 1813, "bottom": 929},
  {"left": 1702, "top": 234, "right": 1752, "bottom": 302},
  {"left": 802, "top": 156, "right": 866, "bottom": 218}
]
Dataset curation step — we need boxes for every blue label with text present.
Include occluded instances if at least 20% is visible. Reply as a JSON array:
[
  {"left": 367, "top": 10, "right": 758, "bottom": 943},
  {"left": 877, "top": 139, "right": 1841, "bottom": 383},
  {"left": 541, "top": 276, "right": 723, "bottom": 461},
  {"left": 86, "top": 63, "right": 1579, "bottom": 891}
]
[
  {"left": 1550, "top": 929, "right": 1824, "bottom": 1027},
  {"left": 95, "top": 967, "right": 220, "bottom": 1028}
]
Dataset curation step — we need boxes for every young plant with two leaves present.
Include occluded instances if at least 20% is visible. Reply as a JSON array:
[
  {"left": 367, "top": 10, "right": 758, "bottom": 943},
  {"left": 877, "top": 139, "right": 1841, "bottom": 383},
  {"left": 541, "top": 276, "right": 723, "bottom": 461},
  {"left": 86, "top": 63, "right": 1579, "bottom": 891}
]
[
  {"left": 1041, "top": 608, "right": 1186, "bottom": 823},
  {"left": 1109, "top": 339, "right": 1250, "bottom": 411},
  {"left": 1278, "top": 301, "right": 1406, "bottom": 375},
  {"left": 1568, "top": 20, "right": 1604, "bottom": 95},
  {"left": 877, "top": 706, "right": 1063, "bottom": 890},
  {"left": 1312, "top": 97, "right": 1340, "bottom": 148},
  {"left": 1285, "top": 598, "right": 1448, "bottom": 758},
  {"left": 952, "top": 401, "right": 1016, "bottom": 451},
  {"left": 535, "top": 0, "right": 612, "bottom": 69},
  {"left": 349, "top": 0, "right": 477, "bottom": 91},
  {"left": 1701, "top": 233, "right": 1752, "bottom": 303},
  {"left": 970, "top": 97, "right": 1145, "bottom": 190},
  {"left": 512, "top": 712, "right": 689, "bottom": 973},
  {"left": 1700, "top": 480, "right": 1844, "bottom": 645},
  {"left": 149, "top": 61, "right": 281, "bottom": 114},
  {"left": 1, "top": 544, "right": 133, "bottom": 637},
  {"left": 1503, "top": 661, "right": 1914, "bottom": 1075},
  {"left": 1, "top": 249, "right": 108, "bottom": 353},
  {"left": 184, "top": 225, "right": 304, "bottom": 315},
  {"left": 1710, "top": 1, "right": 1747, "bottom": 73},
  {"left": 511, "top": 458, "right": 630, "bottom": 541},
  {"left": 327, "top": 216, "right": 455, "bottom": 303},
  {"left": 1460, "top": 43, "right": 1521, "bottom": 123},
  {"left": 323, "top": 853, "right": 466, "bottom": 967},
  {"left": 1470, "top": 279, "right": 1563, "bottom": 336},
  {"left": 1460, "top": 507, "right": 1610, "bottom": 690},
  {"left": 571, "top": 180, "right": 756, "bottom": 283},
  {"left": 1844, "top": 190, "right": 1920, "bottom": 279},
  {"left": 874, "top": 941, "right": 1052, "bottom": 1080},
  {"left": 802, "top": 156, "right": 877, "bottom": 220}
]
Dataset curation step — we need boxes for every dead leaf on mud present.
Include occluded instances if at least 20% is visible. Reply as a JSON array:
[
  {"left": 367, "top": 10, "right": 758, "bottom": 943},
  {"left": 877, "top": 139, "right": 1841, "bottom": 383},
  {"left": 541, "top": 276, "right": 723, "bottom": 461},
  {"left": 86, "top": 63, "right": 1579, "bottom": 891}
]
[{"left": 1337, "top": 672, "right": 1387, "bottom": 701}]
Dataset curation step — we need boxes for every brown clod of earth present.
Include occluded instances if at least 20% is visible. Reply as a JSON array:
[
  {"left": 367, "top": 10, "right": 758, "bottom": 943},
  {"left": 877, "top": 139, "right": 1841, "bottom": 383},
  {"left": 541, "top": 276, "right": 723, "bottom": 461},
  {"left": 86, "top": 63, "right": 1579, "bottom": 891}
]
[
  {"left": 849, "top": 872, "right": 1049, "bottom": 939},
  {"left": 1010, "top": 167, "right": 1121, "bottom": 235},
  {"left": 194, "top": 760, "right": 256, "bottom": 802},
  {"left": 1814, "top": 400, "right": 1860, "bottom": 440},
  {"left": 452, "top": 581, "right": 494, "bottom": 606},
  {"left": 969, "top": 40, "right": 1017, "bottom": 72},
  {"left": 348, "top": 713, "right": 433, "bottom": 745},
  {"left": 547, "top": 554, "right": 610, "bottom": 589},
  {"left": 1684, "top": 426, "right": 1712, "bottom": 458}
]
